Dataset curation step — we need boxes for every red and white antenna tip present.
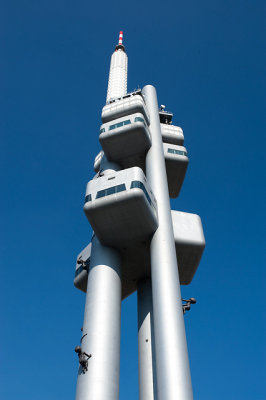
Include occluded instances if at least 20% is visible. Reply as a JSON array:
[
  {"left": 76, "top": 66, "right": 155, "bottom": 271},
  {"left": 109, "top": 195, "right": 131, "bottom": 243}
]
[{"left": 118, "top": 31, "right": 123, "bottom": 45}]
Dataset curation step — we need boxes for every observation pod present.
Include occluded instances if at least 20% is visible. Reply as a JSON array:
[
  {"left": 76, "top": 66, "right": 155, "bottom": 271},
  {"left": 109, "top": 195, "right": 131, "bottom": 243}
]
[
  {"left": 163, "top": 143, "right": 189, "bottom": 198},
  {"left": 160, "top": 123, "right": 184, "bottom": 146},
  {"left": 83, "top": 167, "right": 158, "bottom": 248},
  {"left": 172, "top": 210, "right": 205, "bottom": 284},
  {"left": 99, "top": 113, "right": 151, "bottom": 168},
  {"left": 102, "top": 91, "right": 150, "bottom": 125},
  {"left": 75, "top": 211, "right": 205, "bottom": 295}
]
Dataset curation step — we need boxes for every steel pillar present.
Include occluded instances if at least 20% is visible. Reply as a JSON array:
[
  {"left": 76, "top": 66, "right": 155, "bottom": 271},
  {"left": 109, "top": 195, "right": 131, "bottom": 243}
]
[
  {"left": 143, "top": 85, "right": 193, "bottom": 400},
  {"left": 137, "top": 279, "right": 157, "bottom": 400},
  {"left": 75, "top": 235, "right": 122, "bottom": 400}
]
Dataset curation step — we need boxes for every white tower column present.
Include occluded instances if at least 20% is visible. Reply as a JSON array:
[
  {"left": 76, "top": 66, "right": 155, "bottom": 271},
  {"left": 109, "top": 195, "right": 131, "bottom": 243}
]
[
  {"left": 76, "top": 155, "right": 122, "bottom": 400},
  {"left": 75, "top": 235, "right": 122, "bottom": 400},
  {"left": 143, "top": 85, "right": 193, "bottom": 400},
  {"left": 137, "top": 279, "right": 157, "bottom": 400}
]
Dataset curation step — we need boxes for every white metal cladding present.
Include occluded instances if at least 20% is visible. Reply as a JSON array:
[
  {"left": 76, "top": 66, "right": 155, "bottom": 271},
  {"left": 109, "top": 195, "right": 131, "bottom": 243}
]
[
  {"left": 99, "top": 113, "right": 151, "bottom": 164},
  {"left": 83, "top": 167, "right": 158, "bottom": 247},
  {"left": 102, "top": 94, "right": 150, "bottom": 125},
  {"left": 160, "top": 123, "right": 184, "bottom": 146},
  {"left": 163, "top": 142, "right": 189, "bottom": 198},
  {"left": 172, "top": 211, "right": 205, "bottom": 284},
  {"left": 106, "top": 49, "right": 128, "bottom": 103}
]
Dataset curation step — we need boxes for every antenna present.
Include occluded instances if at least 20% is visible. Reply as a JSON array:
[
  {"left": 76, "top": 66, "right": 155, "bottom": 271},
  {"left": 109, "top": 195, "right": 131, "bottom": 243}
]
[
  {"left": 115, "top": 30, "right": 125, "bottom": 52},
  {"left": 118, "top": 31, "right": 123, "bottom": 46}
]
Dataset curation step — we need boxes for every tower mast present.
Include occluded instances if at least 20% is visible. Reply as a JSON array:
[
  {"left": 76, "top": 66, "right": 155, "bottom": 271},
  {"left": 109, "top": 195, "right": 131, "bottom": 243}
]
[
  {"left": 74, "top": 31, "right": 205, "bottom": 400},
  {"left": 106, "top": 31, "right": 128, "bottom": 103}
]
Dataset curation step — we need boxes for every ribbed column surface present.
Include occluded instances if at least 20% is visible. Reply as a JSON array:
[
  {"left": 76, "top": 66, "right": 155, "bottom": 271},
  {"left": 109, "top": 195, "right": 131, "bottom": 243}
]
[{"left": 106, "top": 49, "right": 128, "bottom": 102}]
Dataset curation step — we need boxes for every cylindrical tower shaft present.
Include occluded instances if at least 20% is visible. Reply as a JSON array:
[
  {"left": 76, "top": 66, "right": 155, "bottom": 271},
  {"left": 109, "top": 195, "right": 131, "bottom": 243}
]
[
  {"left": 106, "top": 31, "right": 128, "bottom": 103},
  {"left": 137, "top": 279, "right": 157, "bottom": 400},
  {"left": 75, "top": 235, "right": 122, "bottom": 400},
  {"left": 143, "top": 85, "right": 193, "bottom": 400}
]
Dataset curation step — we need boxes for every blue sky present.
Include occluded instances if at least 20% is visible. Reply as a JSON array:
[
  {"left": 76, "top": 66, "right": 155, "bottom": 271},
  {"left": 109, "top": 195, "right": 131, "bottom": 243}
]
[{"left": 1, "top": 1, "right": 265, "bottom": 399}]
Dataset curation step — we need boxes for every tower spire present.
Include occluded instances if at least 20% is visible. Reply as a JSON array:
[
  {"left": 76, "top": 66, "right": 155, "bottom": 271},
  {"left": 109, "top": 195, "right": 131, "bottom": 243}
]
[
  {"left": 106, "top": 31, "right": 128, "bottom": 103},
  {"left": 115, "top": 30, "right": 125, "bottom": 52},
  {"left": 118, "top": 31, "right": 123, "bottom": 45}
]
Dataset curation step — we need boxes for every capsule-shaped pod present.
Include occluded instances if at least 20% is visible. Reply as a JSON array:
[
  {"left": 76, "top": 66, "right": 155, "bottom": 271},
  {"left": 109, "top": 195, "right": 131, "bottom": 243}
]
[
  {"left": 83, "top": 167, "right": 158, "bottom": 248},
  {"left": 164, "top": 143, "right": 189, "bottom": 198},
  {"left": 172, "top": 211, "right": 205, "bottom": 284},
  {"left": 99, "top": 113, "right": 151, "bottom": 167},
  {"left": 161, "top": 123, "right": 184, "bottom": 146},
  {"left": 102, "top": 93, "right": 150, "bottom": 125}
]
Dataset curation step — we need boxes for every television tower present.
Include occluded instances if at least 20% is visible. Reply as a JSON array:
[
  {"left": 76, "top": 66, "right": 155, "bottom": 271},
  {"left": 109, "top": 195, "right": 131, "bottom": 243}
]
[{"left": 74, "top": 32, "right": 205, "bottom": 400}]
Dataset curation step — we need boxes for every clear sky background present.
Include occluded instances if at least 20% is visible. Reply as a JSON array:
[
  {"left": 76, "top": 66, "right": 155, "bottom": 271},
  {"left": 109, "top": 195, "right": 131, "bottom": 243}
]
[{"left": 1, "top": 1, "right": 265, "bottom": 399}]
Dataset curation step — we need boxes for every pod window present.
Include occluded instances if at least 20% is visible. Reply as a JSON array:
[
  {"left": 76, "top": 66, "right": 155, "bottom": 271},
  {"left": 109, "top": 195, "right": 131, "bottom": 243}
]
[
  {"left": 109, "top": 120, "right": 131, "bottom": 130},
  {"left": 84, "top": 194, "right": 92, "bottom": 203},
  {"left": 96, "top": 184, "right": 126, "bottom": 199},
  {"left": 134, "top": 117, "right": 145, "bottom": 123},
  {"left": 167, "top": 148, "right": 187, "bottom": 156},
  {"left": 130, "top": 181, "right": 152, "bottom": 206}
]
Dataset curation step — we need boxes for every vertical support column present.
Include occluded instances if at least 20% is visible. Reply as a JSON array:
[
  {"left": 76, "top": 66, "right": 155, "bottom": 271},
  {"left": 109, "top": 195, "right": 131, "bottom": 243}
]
[
  {"left": 137, "top": 279, "right": 157, "bottom": 400},
  {"left": 75, "top": 235, "right": 122, "bottom": 400},
  {"left": 143, "top": 85, "right": 193, "bottom": 400}
]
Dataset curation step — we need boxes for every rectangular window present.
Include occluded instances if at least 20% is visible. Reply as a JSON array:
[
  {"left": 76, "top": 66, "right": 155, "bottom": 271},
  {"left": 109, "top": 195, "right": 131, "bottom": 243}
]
[
  {"left": 96, "top": 189, "right": 106, "bottom": 198},
  {"left": 96, "top": 184, "right": 126, "bottom": 199},
  {"left": 84, "top": 194, "right": 92, "bottom": 203},
  {"left": 130, "top": 181, "right": 152, "bottom": 205},
  {"left": 134, "top": 116, "right": 145, "bottom": 123},
  {"left": 109, "top": 119, "right": 131, "bottom": 130},
  {"left": 106, "top": 187, "right": 116, "bottom": 196},
  {"left": 168, "top": 148, "right": 187, "bottom": 156},
  {"left": 116, "top": 184, "right": 126, "bottom": 192}
]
